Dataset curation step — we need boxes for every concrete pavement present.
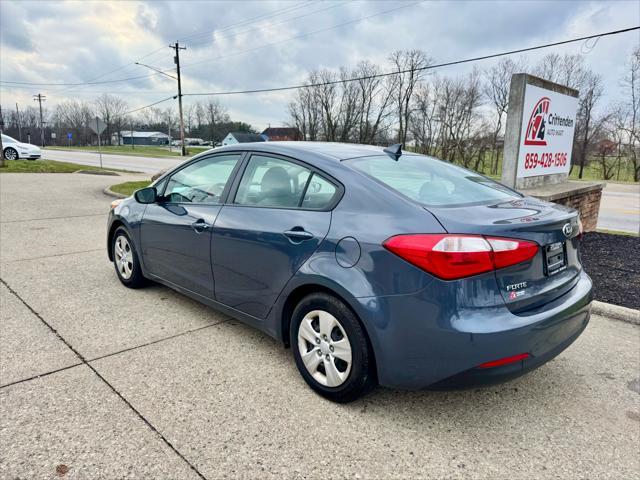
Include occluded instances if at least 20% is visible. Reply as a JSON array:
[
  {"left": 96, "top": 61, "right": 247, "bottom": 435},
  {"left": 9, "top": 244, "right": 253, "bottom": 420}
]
[
  {"left": 1, "top": 172, "right": 639, "bottom": 479},
  {"left": 597, "top": 182, "right": 640, "bottom": 233}
]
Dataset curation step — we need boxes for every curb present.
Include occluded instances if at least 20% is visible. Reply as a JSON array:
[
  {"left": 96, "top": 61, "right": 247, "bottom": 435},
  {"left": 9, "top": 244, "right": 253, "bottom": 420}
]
[
  {"left": 103, "top": 187, "right": 128, "bottom": 199},
  {"left": 592, "top": 300, "right": 639, "bottom": 325}
]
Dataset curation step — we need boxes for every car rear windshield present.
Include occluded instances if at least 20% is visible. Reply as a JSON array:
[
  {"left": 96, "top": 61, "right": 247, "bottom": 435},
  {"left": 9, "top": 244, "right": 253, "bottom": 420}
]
[{"left": 348, "top": 154, "right": 521, "bottom": 207}]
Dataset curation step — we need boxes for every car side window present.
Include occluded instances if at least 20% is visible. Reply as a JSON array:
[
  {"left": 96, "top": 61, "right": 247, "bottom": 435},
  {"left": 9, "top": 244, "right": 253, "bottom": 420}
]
[
  {"left": 301, "top": 174, "right": 338, "bottom": 209},
  {"left": 163, "top": 154, "right": 240, "bottom": 204},
  {"left": 234, "top": 155, "right": 312, "bottom": 209}
]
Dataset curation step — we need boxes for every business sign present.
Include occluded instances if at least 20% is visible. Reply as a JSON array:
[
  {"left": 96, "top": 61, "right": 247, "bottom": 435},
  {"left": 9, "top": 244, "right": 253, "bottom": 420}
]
[{"left": 517, "top": 84, "right": 578, "bottom": 178}]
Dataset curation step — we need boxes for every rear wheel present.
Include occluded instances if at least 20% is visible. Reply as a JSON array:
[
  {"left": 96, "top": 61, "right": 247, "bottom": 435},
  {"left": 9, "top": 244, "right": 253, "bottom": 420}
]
[
  {"left": 112, "top": 227, "right": 146, "bottom": 288},
  {"left": 291, "top": 293, "right": 376, "bottom": 403},
  {"left": 4, "top": 148, "right": 18, "bottom": 160}
]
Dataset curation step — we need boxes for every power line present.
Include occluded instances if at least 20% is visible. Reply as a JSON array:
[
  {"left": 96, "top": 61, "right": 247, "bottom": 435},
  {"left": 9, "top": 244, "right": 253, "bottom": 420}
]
[
  {"left": 123, "top": 95, "right": 176, "bottom": 115},
  {"left": 183, "top": 25, "right": 640, "bottom": 97},
  {"left": 178, "top": 1, "right": 314, "bottom": 43},
  {"left": 185, "top": 1, "right": 347, "bottom": 49},
  {"left": 179, "top": 1, "right": 422, "bottom": 70}
]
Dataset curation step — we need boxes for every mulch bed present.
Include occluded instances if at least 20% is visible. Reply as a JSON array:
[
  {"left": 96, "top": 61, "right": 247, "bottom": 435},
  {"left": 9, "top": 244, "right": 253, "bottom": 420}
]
[{"left": 580, "top": 232, "right": 640, "bottom": 310}]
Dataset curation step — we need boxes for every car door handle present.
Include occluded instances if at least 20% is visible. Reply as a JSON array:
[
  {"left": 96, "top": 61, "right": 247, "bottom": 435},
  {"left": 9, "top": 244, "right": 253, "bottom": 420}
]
[
  {"left": 191, "top": 219, "right": 211, "bottom": 233},
  {"left": 283, "top": 228, "right": 314, "bottom": 242}
]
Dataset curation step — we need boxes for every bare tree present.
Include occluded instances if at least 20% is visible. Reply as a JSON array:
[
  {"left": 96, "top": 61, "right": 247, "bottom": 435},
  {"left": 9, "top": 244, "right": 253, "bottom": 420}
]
[
  {"left": 618, "top": 45, "right": 640, "bottom": 181},
  {"left": 389, "top": 49, "right": 431, "bottom": 144},
  {"left": 483, "top": 57, "right": 527, "bottom": 174},
  {"left": 410, "top": 82, "right": 439, "bottom": 155},
  {"left": 53, "top": 100, "right": 93, "bottom": 145},
  {"left": 288, "top": 84, "right": 320, "bottom": 141},
  {"left": 574, "top": 72, "right": 605, "bottom": 178},
  {"left": 184, "top": 103, "right": 196, "bottom": 134},
  {"left": 353, "top": 61, "right": 394, "bottom": 144},
  {"left": 94, "top": 94, "right": 128, "bottom": 145},
  {"left": 205, "top": 99, "right": 229, "bottom": 142}
]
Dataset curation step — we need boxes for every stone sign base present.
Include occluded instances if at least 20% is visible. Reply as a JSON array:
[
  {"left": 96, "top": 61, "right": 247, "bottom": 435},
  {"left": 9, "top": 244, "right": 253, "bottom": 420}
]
[{"left": 520, "top": 181, "right": 604, "bottom": 232}]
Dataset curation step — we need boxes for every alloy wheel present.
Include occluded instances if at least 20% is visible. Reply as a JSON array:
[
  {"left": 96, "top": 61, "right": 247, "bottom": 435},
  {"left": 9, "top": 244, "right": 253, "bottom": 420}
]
[
  {"left": 4, "top": 148, "right": 17, "bottom": 160},
  {"left": 114, "top": 235, "right": 134, "bottom": 280},
  {"left": 297, "top": 310, "right": 352, "bottom": 387}
]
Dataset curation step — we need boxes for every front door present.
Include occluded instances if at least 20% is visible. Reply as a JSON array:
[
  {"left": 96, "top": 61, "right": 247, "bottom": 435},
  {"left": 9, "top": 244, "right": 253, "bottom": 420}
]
[
  {"left": 212, "top": 154, "right": 339, "bottom": 318},
  {"left": 140, "top": 153, "right": 243, "bottom": 298}
]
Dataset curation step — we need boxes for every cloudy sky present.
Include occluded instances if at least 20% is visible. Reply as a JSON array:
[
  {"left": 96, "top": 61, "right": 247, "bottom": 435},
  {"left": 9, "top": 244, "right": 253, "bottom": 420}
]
[{"left": 1, "top": 0, "right": 638, "bottom": 130}]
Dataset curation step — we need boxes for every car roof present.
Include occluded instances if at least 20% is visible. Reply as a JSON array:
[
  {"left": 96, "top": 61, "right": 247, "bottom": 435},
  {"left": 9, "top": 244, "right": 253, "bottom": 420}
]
[{"left": 211, "top": 141, "right": 402, "bottom": 161}]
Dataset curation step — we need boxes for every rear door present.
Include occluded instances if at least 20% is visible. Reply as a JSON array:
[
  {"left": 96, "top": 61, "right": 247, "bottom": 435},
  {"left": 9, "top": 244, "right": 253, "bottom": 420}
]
[
  {"left": 212, "top": 153, "right": 339, "bottom": 319},
  {"left": 140, "top": 153, "right": 243, "bottom": 298}
]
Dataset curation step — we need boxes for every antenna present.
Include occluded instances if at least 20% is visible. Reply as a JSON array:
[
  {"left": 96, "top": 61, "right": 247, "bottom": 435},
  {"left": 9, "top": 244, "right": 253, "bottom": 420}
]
[{"left": 383, "top": 143, "right": 402, "bottom": 160}]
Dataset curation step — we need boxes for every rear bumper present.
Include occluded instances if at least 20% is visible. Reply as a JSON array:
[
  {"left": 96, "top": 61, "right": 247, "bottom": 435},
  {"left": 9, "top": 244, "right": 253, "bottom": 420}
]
[{"left": 356, "top": 270, "right": 593, "bottom": 390}]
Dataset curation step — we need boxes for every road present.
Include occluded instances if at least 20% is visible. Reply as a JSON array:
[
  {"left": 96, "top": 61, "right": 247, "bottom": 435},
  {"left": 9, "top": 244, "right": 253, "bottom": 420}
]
[
  {"left": 42, "top": 148, "right": 185, "bottom": 174},
  {"left": 0, "top": 172, "right": 639, "bottom": 479},
  {"left": 597, "top": 182, "right": 640, "bottom": 233}
]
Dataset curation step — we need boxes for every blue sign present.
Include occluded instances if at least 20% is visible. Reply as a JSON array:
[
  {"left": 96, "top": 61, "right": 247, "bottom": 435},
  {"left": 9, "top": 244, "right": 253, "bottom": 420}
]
[{"left": 67, "top": 133, "right": 72, "bottom": 139}]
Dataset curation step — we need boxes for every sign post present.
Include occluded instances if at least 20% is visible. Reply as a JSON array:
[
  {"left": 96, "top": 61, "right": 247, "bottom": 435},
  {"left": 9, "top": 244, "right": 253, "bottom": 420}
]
[
  {"left": 89, "top": 116, "right": 107, "bottom": 169},
  {"left": 67, "top": 132, "right": 72, "bottom": 147}
]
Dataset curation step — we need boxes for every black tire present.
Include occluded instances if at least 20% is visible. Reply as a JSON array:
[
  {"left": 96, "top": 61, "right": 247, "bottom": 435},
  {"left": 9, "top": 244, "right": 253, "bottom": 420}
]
[
  {"left": 111, "top": 227, "right": 146, "bottom": 288},
  {"left": 290, "top": 293, "right": 376, "bottom": 403},
  {"left": 4, "top": 148, "right": 18, "bottom": 160}
]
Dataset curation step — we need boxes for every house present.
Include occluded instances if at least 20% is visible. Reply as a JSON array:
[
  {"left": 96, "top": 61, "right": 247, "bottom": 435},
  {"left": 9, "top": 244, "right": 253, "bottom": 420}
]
[
  {"left": 118, "top": 131, "right": 170, "bottom": 146},
  {"left": 222, "top": 132, "right": 264, "bottom": 146},
  {"left": 260, "top": 127, "right": 301, "bottom": 141}
]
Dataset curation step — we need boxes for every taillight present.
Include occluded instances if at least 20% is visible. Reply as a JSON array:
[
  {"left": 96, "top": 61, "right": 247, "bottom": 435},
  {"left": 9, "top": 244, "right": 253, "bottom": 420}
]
[{"left": 383, "top": 234, "right": 538, "bottom": 280}]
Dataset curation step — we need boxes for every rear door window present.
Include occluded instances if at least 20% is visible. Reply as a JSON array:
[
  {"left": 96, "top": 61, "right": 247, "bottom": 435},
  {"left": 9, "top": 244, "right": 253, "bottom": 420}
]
[
  {"left": 301, "top": 174, "right": 338, "bottom": 209},
  {"left": 348, "top": 155, "right": 520, "bottom": 207},
  {"left": 234, "top": 155, "right": 311, "bottom": 209}
]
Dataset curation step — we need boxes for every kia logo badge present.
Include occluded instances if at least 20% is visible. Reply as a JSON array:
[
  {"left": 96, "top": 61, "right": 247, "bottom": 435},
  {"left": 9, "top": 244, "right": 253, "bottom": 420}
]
[{"left": 562, "top": 223, "right": 573, "bottom": 238}]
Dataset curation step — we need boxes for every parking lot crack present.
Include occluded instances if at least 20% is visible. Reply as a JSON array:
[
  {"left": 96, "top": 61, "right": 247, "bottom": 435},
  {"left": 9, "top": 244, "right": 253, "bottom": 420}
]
[
  {"left": 0, "top": 277, "right": 209, "bottom": 480},
  {"left": 87, "top": 320, "right": 229, "bottom": 363},
  {"left": 0, "top": 212, "right": 107, "bottom": 224},
  {"left": 2, "top": 248, "right": 104, "bottom": 264}
]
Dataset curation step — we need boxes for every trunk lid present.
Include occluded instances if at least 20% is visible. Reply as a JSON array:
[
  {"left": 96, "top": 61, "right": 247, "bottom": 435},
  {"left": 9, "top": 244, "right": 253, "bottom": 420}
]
[{"left": 426, "top": 196, "right": 582, "bottom": 313}]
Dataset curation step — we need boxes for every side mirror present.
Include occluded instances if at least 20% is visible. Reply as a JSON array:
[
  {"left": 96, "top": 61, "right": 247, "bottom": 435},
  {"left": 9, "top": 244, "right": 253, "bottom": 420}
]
[{"left": 134, "top": 186, "right": 157, "bottom": 204}]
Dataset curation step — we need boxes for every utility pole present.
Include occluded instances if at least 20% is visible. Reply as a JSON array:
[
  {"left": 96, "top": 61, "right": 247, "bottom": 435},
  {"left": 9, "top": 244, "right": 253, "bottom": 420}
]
[
  {"left": 33, "top": 93, "right": 46, "bottom": 147},
  {"left": 15, "top": 103, "right": 22, "bottom": 141},
  {"left": 170, "top": 42, "right": 187, "bottom": 156}
]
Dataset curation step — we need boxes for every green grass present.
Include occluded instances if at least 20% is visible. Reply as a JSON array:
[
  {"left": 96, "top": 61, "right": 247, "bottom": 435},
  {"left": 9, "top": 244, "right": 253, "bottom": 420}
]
[
  {"left": 0, "top": 159, "right": 110, "bottom": 173},
  {"left": 109, "top": 180, "right": 151, "bottom": 196}
]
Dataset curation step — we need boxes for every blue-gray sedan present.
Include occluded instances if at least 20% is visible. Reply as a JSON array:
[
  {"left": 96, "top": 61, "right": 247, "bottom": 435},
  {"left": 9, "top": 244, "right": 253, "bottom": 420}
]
[{"left": 107, "top": 142, "right": 592, "bottom": 402}]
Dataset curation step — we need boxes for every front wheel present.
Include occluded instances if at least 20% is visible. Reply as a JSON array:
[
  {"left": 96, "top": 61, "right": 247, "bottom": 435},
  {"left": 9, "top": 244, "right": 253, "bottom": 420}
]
[
  {"left": 291, "top": 293, "right": 376, "bottom": 403},
  {"left": 112, "top": 227, "right": 146, "bottom": 288},
  {"left": 4, "top": 148, "right": 18, "bottom": 160}
]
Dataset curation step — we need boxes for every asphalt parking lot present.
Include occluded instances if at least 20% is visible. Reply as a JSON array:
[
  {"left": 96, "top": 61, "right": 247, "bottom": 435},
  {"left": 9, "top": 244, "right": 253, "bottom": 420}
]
[{"left": 1, "top": 172, "right": 639, "bottom": 479}]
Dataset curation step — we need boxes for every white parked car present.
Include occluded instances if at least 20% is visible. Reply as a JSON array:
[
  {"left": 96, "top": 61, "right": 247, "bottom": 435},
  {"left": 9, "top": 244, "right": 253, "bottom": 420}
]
[{"left": 2, "top": 134, "right": 42, "bottom": 160}]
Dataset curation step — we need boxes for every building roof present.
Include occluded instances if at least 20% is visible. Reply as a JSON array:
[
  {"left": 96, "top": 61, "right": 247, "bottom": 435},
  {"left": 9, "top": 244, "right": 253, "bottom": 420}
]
[
  {"left": 228, "top": 132, "right": 264, "bottom": 143},
  {"left": 119, "top": 131, "right": 169, "bottom": 138},
  {"left": 261, "top": 127, "right": 301, "bottom": 137}
]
